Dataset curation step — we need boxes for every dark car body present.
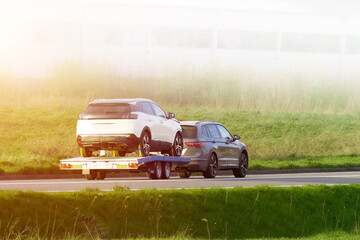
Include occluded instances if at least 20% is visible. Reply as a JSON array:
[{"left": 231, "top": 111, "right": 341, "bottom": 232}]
[{"left": 181, "top": 121, "right": 248, "bottom": 173}]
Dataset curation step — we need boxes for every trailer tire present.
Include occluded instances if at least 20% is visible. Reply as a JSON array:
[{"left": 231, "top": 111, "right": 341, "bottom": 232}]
[
  {"left": 86, "top": 170, "right": 97, "bottom": 180},
  {"left": 161, "top": 162, "right": 171, "bottom": 179},
  {"left": 98, "top": 171, "right": 106, "bottom": 180},
  {"left": 148, "top": 161, "right": 162, "bottom": 179}
]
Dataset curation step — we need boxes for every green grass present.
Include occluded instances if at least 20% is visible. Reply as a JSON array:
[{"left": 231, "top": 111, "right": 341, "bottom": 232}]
[
  {"left": 1, "top": 62, "right": 360, "bottom": 174},
  {"left": 1, "top": 185, "right": 360, "bottom": 239},
  {"left": 0, "top": 104, "right": 360, "bottom": 174}
]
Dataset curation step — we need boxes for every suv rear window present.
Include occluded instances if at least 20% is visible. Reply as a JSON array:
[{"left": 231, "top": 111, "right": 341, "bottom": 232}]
[
  {"left": 181, "top": 126, "right": 197, "bottom": 138},
  {"left": 83, "top": 103, "right": 133, "bottom": 119}
]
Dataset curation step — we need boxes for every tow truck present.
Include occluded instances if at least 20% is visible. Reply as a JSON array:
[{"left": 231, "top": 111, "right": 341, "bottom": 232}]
[{"left": 60, "top": 145, "right": 190, "bottom": 180}]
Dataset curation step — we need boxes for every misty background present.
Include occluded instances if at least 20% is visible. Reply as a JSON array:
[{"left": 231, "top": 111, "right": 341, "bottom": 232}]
[{"left": 1, "top": 0, "right": 360, "bottom": 112}]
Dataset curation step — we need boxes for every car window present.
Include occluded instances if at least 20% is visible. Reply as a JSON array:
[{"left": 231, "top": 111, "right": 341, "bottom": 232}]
[
  {"left": 83, "top": 103, "right": 133, "bottom": 119},
  {"left": 201, "top": 126, "right": 209, "bottom": 137},
  {"left": 141, "top": 102, "right": 154, "bottom": 115},
  {"left": 151, "top": 103, "right": 167, "bottom": 118},
  {"left": 206, "top": 124, "right": 221, "bottom": 139},
  {"left": 217, "top": 125, "right": 233, "bottom": 140},
  {"left": 181, "top": 126, "right": 197, "bottom": 138}
]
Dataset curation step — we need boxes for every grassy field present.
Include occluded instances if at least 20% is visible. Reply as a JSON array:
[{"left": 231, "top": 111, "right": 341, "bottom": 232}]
[
  {"left": 0, "top": 185, "right": 360, "bottom": 239},
  {"left": 0, "top": 104, "right": 359, "bottom": 174},
  {"left": 0, "top": 63, "right": 360, "bottom": 174}
]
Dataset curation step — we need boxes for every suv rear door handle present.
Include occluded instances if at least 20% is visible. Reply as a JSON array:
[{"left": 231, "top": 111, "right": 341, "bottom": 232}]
[{"left": 212, "top": 140, "right": 216, "bottom": 143}]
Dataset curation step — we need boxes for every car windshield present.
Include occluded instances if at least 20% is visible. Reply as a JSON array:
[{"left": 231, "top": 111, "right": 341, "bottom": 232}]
[
  {"left": 181, "top": 126, "right": 197, "bottom": 138},
  {"left": 83, "top": 103, "right": 133, "bottom": 119}
]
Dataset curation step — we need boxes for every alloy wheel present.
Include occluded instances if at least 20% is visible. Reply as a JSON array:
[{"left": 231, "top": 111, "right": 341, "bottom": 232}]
[
  {"left": 174, "top": 134, "right": 183, "bottom": 156},
  {"left": 142, "top": 133, "right": 151, "bottom": 156},
  {"left": 240, "top": 153, "right": 248, "bottom": 176},
  {"left": 209, "top": 154, "right": 217, "bottom": 176}
]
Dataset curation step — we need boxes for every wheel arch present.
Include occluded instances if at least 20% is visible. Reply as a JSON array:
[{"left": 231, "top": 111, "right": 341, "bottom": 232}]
[
  {"left": 241, "top": 148, "right": 248, "bottom": 159},
  {"left": 141, "top": 126, "right": 152, "bottom": 140},
  {"left": 210, "top": 150, "right": 218, "bottom": 160},
  {"left": 172, "top": 130, "right": 183, "bottom": 146}
]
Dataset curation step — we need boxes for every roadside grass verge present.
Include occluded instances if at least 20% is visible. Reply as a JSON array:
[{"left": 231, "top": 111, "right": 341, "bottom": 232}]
[
  {"left": 251, "top": 155, "right": 360, "bottom": 170},
  {"left": 1, "top": 185, "right": 360, "bottom": 239},
  {"left": 0, "top": 104, "right": 360, "bottom": 174}
]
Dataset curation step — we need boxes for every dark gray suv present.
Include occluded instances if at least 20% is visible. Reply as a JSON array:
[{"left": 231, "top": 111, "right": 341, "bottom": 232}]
[{"left": 180, "top": 121, "right": 248, "bottom": 178}]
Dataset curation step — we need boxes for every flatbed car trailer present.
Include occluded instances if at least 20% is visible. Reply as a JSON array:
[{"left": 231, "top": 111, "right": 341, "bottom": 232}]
[{"left": 60, "top": 155, "right": 191, "bottom": 180}]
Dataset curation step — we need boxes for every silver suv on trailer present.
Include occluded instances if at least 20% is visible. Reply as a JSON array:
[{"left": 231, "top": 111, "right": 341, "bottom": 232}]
[{"left": 180, "top": 121, "right": 248, "bottom": 178}]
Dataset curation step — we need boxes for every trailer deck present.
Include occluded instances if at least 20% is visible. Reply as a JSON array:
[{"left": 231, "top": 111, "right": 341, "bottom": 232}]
[{"left": 60, "top": 155, "right": 191, "bottom": 180}]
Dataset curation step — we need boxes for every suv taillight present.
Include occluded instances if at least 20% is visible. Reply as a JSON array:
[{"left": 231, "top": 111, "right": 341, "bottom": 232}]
[
  {"left": 77, "top": 135, "right": 81, "bottom": 144},
  {"left": 185, "top": 142, "right": 204, "bottom": 148}
]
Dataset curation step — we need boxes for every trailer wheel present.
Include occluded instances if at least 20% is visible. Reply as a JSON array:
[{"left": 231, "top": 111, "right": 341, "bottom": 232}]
[
  {"left": 161, "top": 162, "right": 171, "bottom": 179},
  {"left": 148, "top": 161, "right": 162, "bottom": 179},
  {"left": 85, "top": 170, "right": 97, "bottom": 180},
  {"left": 97, "top": 171, "right": 106, "bottom": 180}
]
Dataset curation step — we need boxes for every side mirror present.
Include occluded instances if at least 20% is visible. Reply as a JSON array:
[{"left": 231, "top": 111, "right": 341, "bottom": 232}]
[
  {"left": 233, "top": 135, "right": 240, "bottom": 141},
  {"left": 168, "top": 112, "right": 175, "bottom": 119}
]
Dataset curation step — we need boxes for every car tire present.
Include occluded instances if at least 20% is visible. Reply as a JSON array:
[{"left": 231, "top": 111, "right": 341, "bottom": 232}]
[
  {"left": 178, "top": 171, "right": 191, "bottom": 178},
  {"left": 233, "top": 152, "right": 248, "bottom": 178},
  {"left": 140, "top": 131, "right": 151, "bottom": 157},
  {"left": 161, "top": 162, "right": 171, "bottom": 179},
  {"left": 168, "top": 132, "right": 183, "bottom": 157},
  {"left": 202, "top": 153, "right": 218, "bottom": 178},
  {"left": 85, "top": 170, "right": 97, "bottom": 180},
  {"left": 80, "top": 147, "right": 92, "bottom": 157}
]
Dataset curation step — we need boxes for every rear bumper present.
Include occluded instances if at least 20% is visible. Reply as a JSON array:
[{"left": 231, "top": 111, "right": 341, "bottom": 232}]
[
  {"left": 185, "top": 157, "right": 208, "bottom": 172},
  {"left": 77, "top": 134, "right": 140, "bottom": 151}
]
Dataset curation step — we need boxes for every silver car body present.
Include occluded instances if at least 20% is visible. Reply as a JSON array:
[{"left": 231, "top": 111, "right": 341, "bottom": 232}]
[{"left": 181, "top": 121, "right": 248, "bottom": 172}]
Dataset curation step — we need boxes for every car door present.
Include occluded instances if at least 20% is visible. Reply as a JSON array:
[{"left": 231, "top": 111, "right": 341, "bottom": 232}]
[
  {"left": 205, "top": 124, "right": 227, "bottom": 169},
  {"left": 216, "top": 125, "right": 241, "bottom": 168},
  {"left": 150, "top": 103, "right": 173, "bottom": 149},
  {"left": 139, "top": 102, "right": 161, "bottom": 149}
]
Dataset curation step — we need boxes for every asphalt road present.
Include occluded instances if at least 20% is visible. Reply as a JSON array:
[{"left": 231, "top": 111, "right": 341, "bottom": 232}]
[{"left": 0, "top": 171, "right": 360, "bottom": 192}]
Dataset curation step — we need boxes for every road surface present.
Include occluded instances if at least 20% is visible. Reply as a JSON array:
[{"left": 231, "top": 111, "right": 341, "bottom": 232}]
[{"left": 0, "top": 171, "right": 359, "bottom": 192}]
